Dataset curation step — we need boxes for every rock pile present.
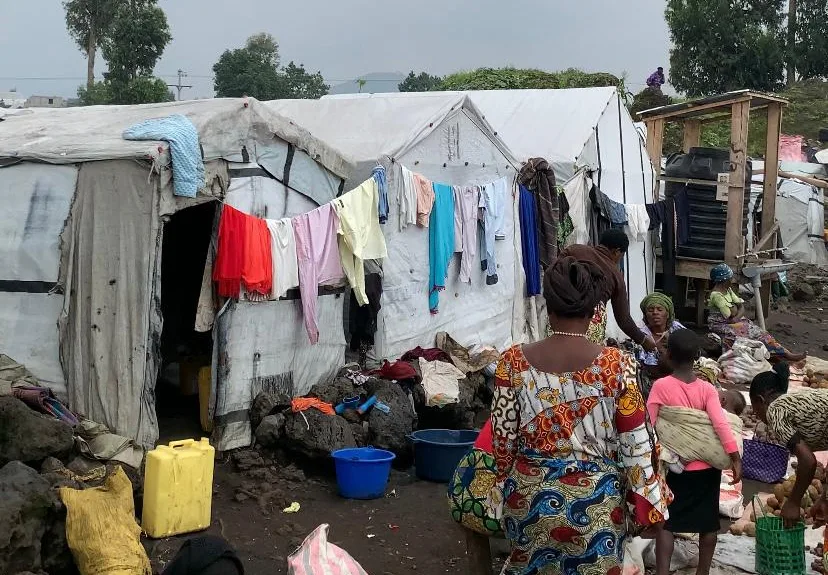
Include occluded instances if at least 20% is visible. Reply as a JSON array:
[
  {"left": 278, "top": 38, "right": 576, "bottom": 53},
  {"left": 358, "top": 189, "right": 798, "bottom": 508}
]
[
  {"left": 252, "top": 363, "right": 492, "bottom": 466},
  {"left": 0, "top": 395, "right": 142, "bottom": 575}
]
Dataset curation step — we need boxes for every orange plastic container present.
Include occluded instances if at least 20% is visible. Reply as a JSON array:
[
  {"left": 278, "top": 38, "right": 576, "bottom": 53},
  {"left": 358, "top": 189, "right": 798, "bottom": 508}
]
[{"left": 142, "top": 438, "right": 215, "bottom": 538}]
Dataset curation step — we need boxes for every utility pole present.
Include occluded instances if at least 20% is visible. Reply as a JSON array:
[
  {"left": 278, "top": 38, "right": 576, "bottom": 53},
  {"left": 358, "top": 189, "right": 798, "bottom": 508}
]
[
  {"left": 168, "top": 69, "right": 193, "bottom": 101},
  {"left": 787, "top": 0, "right": 797, "bottom": 87}
]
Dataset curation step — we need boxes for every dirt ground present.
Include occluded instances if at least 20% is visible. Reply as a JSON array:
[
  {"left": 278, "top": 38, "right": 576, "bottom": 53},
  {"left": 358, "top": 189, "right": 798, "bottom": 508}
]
[{"left": 146, "top": 463, "right": 504, "bottom": 575}]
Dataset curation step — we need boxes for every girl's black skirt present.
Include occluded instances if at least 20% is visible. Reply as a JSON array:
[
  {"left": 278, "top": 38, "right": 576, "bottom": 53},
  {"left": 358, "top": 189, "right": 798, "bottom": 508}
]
[{"left": 664, "top": 467, "right": 722, "bottom": 534}]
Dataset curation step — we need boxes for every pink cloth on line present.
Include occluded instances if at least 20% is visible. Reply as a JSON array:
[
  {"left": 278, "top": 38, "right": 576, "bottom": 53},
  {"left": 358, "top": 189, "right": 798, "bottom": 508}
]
[
  {"left": 413, "top": 173, "right": 435, "bottom": 227},
  {"left": 647, "top": 375, "right": 738, "bottom": 471},
  {"left": 292, "top": 203, "right": 344, "bottom": 344}
]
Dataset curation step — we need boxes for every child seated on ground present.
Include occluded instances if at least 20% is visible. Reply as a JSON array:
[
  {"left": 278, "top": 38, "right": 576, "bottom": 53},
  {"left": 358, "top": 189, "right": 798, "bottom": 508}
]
[
  {"left": 719, "top": 389, "right": 747, "bottom": 416},
  {"left": 647, "top": 329, "right": 743, "bottom": 575}
]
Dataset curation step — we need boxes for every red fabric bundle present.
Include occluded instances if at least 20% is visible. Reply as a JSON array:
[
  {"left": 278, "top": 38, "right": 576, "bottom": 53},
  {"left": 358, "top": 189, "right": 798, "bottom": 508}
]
[
  {"left": 213, "top": 205, "right": 246, "bottom": 298},
  {"left": 370, "top": 360, "right": 418, "bottom": 382},
  {"left": 241, "top": 214, "right": 272, "bottom": 297}
]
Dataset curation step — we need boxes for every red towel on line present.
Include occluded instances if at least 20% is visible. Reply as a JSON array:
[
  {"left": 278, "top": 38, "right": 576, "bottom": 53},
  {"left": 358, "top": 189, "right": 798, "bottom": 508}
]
[
  {"left": 242, "top": 214, "right": 272, "bottom": 297},
  {"left": 213, "top": 205, "right": 246, "bottom": 298},
  {"left": 213, "top": 204, "right": 273, "bottom": 299}
]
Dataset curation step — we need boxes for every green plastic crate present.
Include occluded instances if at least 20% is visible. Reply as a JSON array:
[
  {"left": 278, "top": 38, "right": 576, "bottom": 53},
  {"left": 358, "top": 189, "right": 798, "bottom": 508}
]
[{"left": 755, "top": 516, "right": 805, "bottom": 575}]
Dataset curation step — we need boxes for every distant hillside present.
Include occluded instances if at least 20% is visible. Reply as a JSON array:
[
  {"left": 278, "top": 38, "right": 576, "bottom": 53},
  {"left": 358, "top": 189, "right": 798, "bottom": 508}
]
[{"left": 328, "top": 72, "right": 405, "bottom": 95}]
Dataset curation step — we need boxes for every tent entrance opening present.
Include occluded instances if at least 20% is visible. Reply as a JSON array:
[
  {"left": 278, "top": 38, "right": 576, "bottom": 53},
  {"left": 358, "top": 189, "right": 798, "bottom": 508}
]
[{"left": 156, "top": 201, "right": 216, "bottom": 442}]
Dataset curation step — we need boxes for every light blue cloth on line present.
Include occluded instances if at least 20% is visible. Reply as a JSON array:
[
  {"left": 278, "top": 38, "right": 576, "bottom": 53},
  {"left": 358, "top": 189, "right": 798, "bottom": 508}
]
[
  {"left": 123, "top": 114, "right": 204, "bottom": 198},
  {"left": 428, "top": 183, "right": 455, "bottom": 313},
  {"left": 372, "top": 165, "right": 389, "bottom": 224},
  {"left": 478, "top": 179, "right": 506, "bottom": 280}
]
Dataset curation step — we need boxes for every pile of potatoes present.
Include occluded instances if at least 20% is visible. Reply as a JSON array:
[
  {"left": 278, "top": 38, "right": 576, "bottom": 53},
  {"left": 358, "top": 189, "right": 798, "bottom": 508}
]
[
  {"left": 730, "top": 465, "right": 826, "bottom": 537},
  {"left": 803, "top": 368, "right": 828, "bottom": 389}
]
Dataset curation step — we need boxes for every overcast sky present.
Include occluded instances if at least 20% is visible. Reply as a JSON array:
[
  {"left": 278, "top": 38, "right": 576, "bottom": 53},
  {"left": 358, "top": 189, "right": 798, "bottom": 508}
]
[{"left": 0, "top": 0, "right": 671, "bottom": 100}]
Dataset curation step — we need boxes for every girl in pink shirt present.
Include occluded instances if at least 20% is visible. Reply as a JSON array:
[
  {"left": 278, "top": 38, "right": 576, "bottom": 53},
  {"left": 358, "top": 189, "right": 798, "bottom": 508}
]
[{"left": 647, "top": 329, "right": 742, "bottom": 575}]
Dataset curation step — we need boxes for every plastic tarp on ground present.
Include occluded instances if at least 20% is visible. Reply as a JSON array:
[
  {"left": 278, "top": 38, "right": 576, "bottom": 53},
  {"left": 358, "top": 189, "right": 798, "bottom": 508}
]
[
  {"left": 322, "top": 89, "right": 657, "bottom": 340},
  {"left": 209, "top": 166, "right": 347, "bottom": 451},
  {"left": 268, "top": 95, "right": 524, "bottom": 361}
]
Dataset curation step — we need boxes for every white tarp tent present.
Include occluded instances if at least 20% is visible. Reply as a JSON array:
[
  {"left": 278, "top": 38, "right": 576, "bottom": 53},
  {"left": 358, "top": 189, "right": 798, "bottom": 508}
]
[
  {"left": 324, "top": 89, "right": 657, "bottom": 339},
  {"left": 0, "top": 98, "right": 353, "bottom": 449},
  {"left": 748, "top": 162, "right": 827, "bottom": 266},
  {"left": 267, "top": 95, "right": 524, "bottom": 361}
]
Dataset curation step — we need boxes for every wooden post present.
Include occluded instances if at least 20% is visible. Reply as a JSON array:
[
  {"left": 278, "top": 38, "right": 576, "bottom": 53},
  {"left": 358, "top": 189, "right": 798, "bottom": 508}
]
[
  {"left": 759, "top": 102, "right": 783, "bottom": 319},
  {"left": 695, "top": 279, "right": 708, "bottom": 327},
  {"left": 645, "top": 118, "right": 665, "bottom": 200},
  {"left": 762, "top": 103, "right": 783, "bottom": 246},
  {"left": 683, "top": 119, "right": 701, "bottom": 152},
  {"left": 724, "top": 101, "right": 750, "bottom": 266},
  {"left": 465, "top": 530, "right": 492, "bottom": 575}
]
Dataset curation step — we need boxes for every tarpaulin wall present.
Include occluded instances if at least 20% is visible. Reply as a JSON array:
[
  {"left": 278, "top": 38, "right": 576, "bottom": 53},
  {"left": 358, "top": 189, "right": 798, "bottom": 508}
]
[
  {"left": 58, "top": 160, "right": 161, "bottom": 447},
  {"left": 0, "top": 163, "right": 77, "bottom": 395},
  {"left": 210, "top": 163, "right": 347, "bottom": 451}
]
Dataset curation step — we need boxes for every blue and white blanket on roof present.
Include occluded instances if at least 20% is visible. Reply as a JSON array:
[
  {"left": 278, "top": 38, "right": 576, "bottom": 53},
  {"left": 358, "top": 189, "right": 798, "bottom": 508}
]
[{"left": 123, "top": 114, "right": 204, "bottom": 198}]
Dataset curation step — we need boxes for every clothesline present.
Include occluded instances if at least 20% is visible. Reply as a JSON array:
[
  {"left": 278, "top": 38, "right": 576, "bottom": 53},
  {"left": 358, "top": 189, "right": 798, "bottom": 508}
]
[{"left": 212, "top": 163, "right": 516, "bottom": 343}]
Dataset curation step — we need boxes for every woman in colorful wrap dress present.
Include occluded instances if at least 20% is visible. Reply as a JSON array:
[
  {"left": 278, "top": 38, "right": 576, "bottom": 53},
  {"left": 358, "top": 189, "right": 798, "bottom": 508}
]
[{"left": 492, "top": 256, "right": 670, "bottom": 575}]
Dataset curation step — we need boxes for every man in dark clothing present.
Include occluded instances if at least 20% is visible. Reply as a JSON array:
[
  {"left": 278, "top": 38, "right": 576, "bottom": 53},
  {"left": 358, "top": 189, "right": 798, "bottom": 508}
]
[{"left": 559, "top": 229, "right": 657, "bottom": 351}]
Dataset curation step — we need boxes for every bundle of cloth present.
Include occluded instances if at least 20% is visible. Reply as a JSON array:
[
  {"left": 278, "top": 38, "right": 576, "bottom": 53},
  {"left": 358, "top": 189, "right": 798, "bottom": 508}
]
[{"left": 655, "top": 405, "right": 744, "bottom": 472}]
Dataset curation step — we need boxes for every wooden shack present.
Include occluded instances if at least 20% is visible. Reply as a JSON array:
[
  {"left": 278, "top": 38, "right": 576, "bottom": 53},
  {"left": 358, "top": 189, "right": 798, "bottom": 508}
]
[{"left": 639, "top": 90, "right": 788, "bottom": 325}]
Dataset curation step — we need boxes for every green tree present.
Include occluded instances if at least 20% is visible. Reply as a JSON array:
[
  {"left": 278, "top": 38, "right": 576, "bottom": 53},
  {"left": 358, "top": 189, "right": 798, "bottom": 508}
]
[
  {"left": 792, "top": 0, "right": 828, "bottom": 81},
  {"left": 439, "top": 67, "right": 621, "bottom": 91},
  {"left": 280, "top": 62, "right": 328, "bottom": 99},
  {"left": 213, "top": 33, "right": 328, "bottom": 100},
  {"left": 63, "top": 0, "right": 120, "bottom": 90},
  {"left": 398, "top": 71, "right": 443, "bottom": 92},
  {"left": 665, "top": 0, "right": 787, "bottom": 96},
  {"left": 102, "top": 1, "right": 171, "bottom": 84}
]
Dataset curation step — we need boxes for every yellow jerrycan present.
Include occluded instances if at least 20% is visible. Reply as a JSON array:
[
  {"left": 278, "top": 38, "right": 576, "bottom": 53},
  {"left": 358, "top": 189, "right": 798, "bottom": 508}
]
[{"left": 142, "top": 438, "right": 215, "bottom": 538}]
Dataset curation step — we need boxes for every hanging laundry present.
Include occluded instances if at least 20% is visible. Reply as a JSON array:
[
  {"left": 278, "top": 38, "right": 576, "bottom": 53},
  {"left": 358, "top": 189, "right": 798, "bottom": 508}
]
[
  {"left": 398, "top": 165, "right": 418, "bottom": 230},
  {"left": 589, "top": 186, "right": 612, "bottom": 244},
  {"left": 624, "top": 205, "right": 651, "bottom": 242},
  {"left": 293, "top": 203, "right": 344, "bottom": 344},
  {"left": 646, "top": 200, "right": 668, "bottom": 231},
  {"left": 349, "top": 273, "right": 382, "bottom": 359},
  {"left": 413, "top": 173, "right": 435, "bottom": 227},
  {"left": 241, "top": 215, "right": 273, "bottom": 298},
  {"left": 562, "top": 170, "right": 591, "bottom": 246},
  {"left": 518, "top": 158, "right": 566, "bottom": 267},
  {"left": 122, "top": 114, "right": 204, "bottom": 198},
  {"left": 265, "top": 218, "right": 299, "bottom": 300},
  {"left": 428, "top": 183, "right": 456, "bottom": 313},
  {"left": 213, "top": 205, "right": 246, "bottom": 298},
  {"left": 490, "top": 177, "right": 509, "bottom": 240},
  {"left": 673, "top": 187, "right": 691, "bottom": 245},
  {"left": 372, "top": 165, "right": 389, "bottom": 224},
  {"left": 452, "top": 186, "right": 463, "bottom": 251},
  {"left": 557, "top": 192, "right": 575, "bottom": 247},
  {"left": 332, "top": 178, "right": 388, "bottom": 306},
  {"left": 478, "top": 182, "right": 503, "bottom": 285},
  {"left": 454, "top": 185, "right": 479, "bottom": 283},
  {"left": 519, "top": 185, "right": 541, "bottom": 297}
]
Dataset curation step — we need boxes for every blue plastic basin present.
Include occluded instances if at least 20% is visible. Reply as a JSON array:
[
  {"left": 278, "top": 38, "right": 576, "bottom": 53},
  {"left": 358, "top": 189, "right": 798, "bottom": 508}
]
[
  {"left": 331, "top": 447, "right": 396, "bottom": 500},
  {"left": 409, "top": 429, "right": 479, "bottom": 483}
]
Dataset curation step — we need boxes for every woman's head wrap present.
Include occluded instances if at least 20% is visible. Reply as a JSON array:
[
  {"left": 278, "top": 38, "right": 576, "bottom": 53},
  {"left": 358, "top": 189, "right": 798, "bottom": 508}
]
[
  {"left": 639, "top": 292, "right": 675, "bottom": 324},
  {"left": 543, "top": 256, "right": 611, "bottom": 319},
  {"left": 710, "top": 263, "right": 734, "bottom": 284}
]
